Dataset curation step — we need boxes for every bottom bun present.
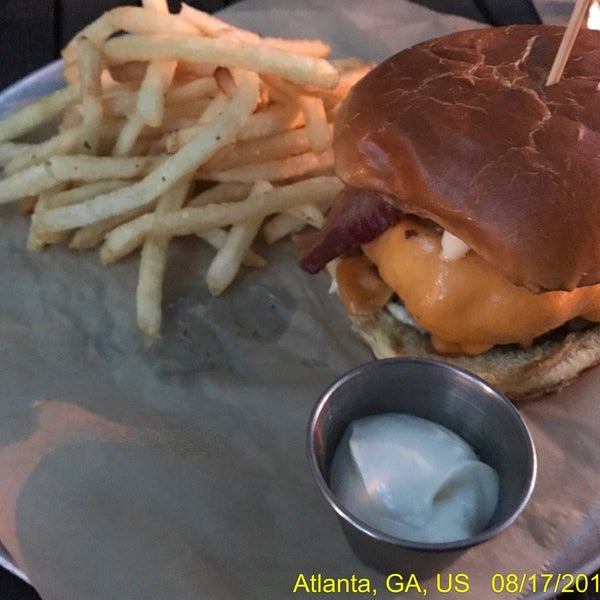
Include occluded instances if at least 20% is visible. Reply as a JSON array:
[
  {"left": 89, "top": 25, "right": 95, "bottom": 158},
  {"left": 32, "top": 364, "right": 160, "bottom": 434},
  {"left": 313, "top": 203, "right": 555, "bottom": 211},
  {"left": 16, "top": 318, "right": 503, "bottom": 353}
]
[{"left": 348, "top": 311, "right": 600, "bottom": 401}]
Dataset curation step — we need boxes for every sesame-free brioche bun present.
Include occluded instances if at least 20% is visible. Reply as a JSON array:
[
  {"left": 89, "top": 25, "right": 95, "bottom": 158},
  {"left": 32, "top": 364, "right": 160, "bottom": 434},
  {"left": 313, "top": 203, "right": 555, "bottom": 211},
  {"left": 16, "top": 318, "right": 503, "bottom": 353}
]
[{"left": 334, "top": 24, "right": 600, "bottom": 294}]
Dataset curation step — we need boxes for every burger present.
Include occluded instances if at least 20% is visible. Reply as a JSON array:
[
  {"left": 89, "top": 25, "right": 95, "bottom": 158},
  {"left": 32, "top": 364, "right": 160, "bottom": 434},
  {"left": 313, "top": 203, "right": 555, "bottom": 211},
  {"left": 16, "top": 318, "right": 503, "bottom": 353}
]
[{"left": 297, "top": 24, "right": 600, "bottom": 400}]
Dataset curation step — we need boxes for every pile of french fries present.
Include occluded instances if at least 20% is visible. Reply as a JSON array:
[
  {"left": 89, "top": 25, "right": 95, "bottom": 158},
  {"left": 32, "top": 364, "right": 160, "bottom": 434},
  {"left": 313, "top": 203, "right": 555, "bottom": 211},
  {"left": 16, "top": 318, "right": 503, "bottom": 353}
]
[{"left": 0, "top": 0, "right": 372, "bottom": 337}]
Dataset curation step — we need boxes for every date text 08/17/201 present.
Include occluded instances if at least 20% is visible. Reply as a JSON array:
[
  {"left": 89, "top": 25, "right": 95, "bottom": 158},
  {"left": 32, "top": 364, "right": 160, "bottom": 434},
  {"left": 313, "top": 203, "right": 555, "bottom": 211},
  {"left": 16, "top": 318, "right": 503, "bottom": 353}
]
[{"left": 291, "top": 572, "right": 600, "bottom": 596}]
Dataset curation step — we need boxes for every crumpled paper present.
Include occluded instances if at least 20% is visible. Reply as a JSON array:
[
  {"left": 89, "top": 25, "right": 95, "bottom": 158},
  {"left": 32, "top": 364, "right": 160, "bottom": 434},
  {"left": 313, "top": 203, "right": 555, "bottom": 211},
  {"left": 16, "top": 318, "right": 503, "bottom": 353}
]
[{"left": 0, "top": 1, "right": 599, "bottom": 598}]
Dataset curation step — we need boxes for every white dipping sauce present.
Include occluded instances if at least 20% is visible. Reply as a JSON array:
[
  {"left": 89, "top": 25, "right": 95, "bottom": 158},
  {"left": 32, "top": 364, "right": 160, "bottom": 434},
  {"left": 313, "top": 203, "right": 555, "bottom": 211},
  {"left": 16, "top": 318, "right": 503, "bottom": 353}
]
[{"left": 329, "top": 413, "right": 499, "bottom": 544}]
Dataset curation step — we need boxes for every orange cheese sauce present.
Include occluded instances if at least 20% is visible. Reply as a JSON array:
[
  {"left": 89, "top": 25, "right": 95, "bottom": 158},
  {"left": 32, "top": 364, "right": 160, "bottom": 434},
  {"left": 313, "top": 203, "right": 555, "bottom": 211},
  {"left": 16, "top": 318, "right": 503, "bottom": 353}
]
[{"left": 354, "top": 217, "right": 600, "bottom": 355}]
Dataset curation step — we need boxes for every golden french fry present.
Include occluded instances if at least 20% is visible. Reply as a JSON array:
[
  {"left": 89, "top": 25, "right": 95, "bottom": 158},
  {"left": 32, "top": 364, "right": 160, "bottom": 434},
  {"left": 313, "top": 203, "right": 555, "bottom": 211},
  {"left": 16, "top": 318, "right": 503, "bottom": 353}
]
[
  {"left": 136, "top": 60, "right": 177, "bottom": 128},
  {"left": 205, "top": 180, "right": 272, "bottom": 296},
  {"left": 164, "top": 77, "right": 218, "bottom": 104},
  {"left": 262, "top": 212, "right": 306, "bottom": 244},
  {"left": 114, "top": 56, "right": 176, "bottom": 155},
  {"left": 49, "top": 154, "right": 162, "bottom": 182},
  {"left": 236, "top": 103, "right": 304, "bottom": 140},
  {"left": 197, "top": 92, "right": 232, "bottom": 124},
  {"left": 76, "top": 37, "right": 104, "bottom": 149},
  {"left": 0, "top": 155, "right": 161, "bottom": 204},
  {"left": 299, "top": 95, "right": 330, "bottom": 154},
  {"left": 3, "top": 126, "right": 85, "bottom": 174},
  {"left": 69, "top": 202, "right": 155, "bottom": 250},
  {"left": 77, "top": 37, "right": 103, "bottom": 97},
  {"left": 28, "top": 184, "right": 70, "bottom": 250},
  {"left": 198, "top": 228, "right": 266, "bottom": 267},
  {"left": 187, "top": 182, "right": 253, "bottom": 207},
  {"left": 259, "top": 38, "right": 331, "bottom": 58},
  {"left": 286, "top": 203, "right": 326, "bottom": 228},
  {"left": 0, "top": 142, "right": 31, "bottom": 166},
  {"left": 45, "top": 179, "right": 128, "bottom": 209},
  {"left": 100, "top": 218, "right": 150, "bottom": 264},
  {"left": 262, "top": 203, "right": 326, "bottom": 244},
  {"left": 30, "top": 180, "right": 129, "bottom": 250},
  {"left": 201, "top": 126, "right": 319, "bottom": 173},
  {"left": 0, "top": 164, "right": 58, "bottom": 204},
  {"left": 28, "top": 225, "right": 71, "bottom": 251},
  {"left": 0, "top": 85, "right": 79, "bottom": 143},
  {"left": 99, "top": 182, "right": 253, "bottom": 264},
  {"left": 100, "top": 175, "right": 342, "bottom": 264},
  {"left": 102, "top": 87, "right": 138, "bottom": 118},
  {"left": 201, "top": 148, "right": 334, "bottom": 183},
  {"left": 136, "top": 177, "right": 191, "bottom": 336},
  {"left": 206, "top": 216, "right": 264, "bottom": 295},
  {"left": 102, "top": 34, "right": 339, "bottom": 89},
  {"left": 142, "top": 0, "right": 169, "bottom": 12},
  {"left": 112, "top": 115, "right": 146, "bottom": 157},
  {"left": 68, "top": 37, "right": 104, "bottom": 157},
  {"left": 147, "top": 175, "right": 342, "bottom": 236},
  {"left": 165, "top": 102, "right": 305, "bottom": 152},
  {"left": 163, "top": 93, "right": 230, "bottom": 152}
]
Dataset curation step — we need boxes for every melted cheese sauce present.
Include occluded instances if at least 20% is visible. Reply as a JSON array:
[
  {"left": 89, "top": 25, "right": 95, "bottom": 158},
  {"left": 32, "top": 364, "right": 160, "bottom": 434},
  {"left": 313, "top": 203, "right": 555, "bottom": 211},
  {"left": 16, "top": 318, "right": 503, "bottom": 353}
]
[
  {"left": 354, "top": 218, "right": 600, "bottom": 354},
  {"left": 329, "top": 413, "right": 499, "bottom": 544}
]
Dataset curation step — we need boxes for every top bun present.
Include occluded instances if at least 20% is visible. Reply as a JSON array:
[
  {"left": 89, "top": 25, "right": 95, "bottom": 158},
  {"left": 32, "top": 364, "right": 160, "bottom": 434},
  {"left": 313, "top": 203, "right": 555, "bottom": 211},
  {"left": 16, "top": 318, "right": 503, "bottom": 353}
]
[{"left": 333, "top": 25, "right": 600, "bottom": 293}]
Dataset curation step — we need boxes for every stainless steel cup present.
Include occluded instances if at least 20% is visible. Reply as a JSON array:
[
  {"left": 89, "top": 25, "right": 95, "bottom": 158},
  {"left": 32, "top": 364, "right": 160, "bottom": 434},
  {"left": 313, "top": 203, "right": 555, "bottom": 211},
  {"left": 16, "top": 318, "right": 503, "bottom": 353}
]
[{"left": 307, "top": 358, "right": 537, "bottom": 576}]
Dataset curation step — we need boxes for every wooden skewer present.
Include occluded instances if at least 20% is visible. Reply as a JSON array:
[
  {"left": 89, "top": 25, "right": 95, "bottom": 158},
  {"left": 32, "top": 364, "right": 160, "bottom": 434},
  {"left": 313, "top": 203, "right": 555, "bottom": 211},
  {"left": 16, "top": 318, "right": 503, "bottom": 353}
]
[{"left": 546, "top": 0, "right": 594, "bottom": 86}]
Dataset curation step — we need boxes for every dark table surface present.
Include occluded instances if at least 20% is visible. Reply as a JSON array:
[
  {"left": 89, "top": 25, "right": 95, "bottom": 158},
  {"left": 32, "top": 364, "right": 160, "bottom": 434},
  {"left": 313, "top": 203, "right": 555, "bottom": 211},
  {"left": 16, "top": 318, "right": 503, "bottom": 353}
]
[{"left": 0, "top": 1, "right": 598, "bottom": 599}]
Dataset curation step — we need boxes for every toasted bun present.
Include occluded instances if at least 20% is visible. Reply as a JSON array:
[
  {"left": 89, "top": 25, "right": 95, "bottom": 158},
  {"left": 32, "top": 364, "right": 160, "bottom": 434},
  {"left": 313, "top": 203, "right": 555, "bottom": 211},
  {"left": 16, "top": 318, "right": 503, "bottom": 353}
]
[
  {"left": 348, "top": 312, "right": 600, "bottom": 400},
  {"left": 334, "top": 25, "right": 600, "bottom": 293}
]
